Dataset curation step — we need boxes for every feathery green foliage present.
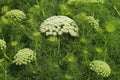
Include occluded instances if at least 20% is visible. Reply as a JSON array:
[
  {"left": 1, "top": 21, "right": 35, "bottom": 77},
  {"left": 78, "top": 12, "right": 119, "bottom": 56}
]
[{"left": 0, "top": 0, "right": 120, "bottom": 80}]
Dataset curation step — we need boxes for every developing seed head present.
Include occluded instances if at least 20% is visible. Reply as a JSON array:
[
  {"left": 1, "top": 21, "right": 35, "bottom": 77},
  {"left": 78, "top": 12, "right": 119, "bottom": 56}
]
[
  {"left": 40, "top": 16, "right": 79, "bottom": 37},
  {"left": 5, "top": 9, "right": 26, "bottom": 21},
  {"left": 0, "top": 39, "right": 6, "bottom": 50},
  {"left": 89, "top": 60, "right": 111, "bottom": 77},
  {"left": 13, "top": 48, "right": 36, "bottom": 65}
]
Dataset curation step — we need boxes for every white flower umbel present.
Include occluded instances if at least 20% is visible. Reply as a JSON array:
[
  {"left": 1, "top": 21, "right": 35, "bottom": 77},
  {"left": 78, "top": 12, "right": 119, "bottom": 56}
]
[
  {"left": 89, "top": 60, "right": 111, "bottom": 77},
  {"left": 5, "top": 9, "right": 26, "bottom": 21},
  {"left": 0, "top": 39, "right": 6, "bottom": 50},
  {"left": 40, "top": 16, "right": 79, "bottom": 37},
  {"left": 13, "top": 48, "right": 36, "bottom": 65}
]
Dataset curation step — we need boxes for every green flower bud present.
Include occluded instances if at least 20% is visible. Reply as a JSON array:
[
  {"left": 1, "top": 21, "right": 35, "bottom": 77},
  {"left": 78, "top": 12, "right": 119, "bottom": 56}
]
[
  {"left": 1, "top": 6, "right": 9, "bottom": 13},
  {"left": 11, "top": 41, "right": 18, "bottom": 46},
  {"left": 33, "top": 31, "right": 41, "bottom": 37},
  {"left": 65, "top": 74, "right": 73, "bottom": 80},
  {"left": 1, "top": 16, "right": 9, "bottom": 24},
  {"left": 95, "top": 47, "right": 103, "bottom": 53},
  {"left": 80, "top": 36, "right": 87, "bottom": 43},
  {"left": 105, "top": 23, "right": 116, "bottom": 33},
  {"left": 67, "top": 55, "right": 76, "bottom": 63},
  {"left": 48, "top": 36, "right": 58, "bottom": 42}
]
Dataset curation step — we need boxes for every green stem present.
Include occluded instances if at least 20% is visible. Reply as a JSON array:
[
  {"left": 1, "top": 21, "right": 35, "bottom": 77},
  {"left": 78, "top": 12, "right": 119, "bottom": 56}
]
[
  {"left": 113, "top": 6, "right": 120, "bottom": 16},
  {"left": 34, "top": 39, "right": 38, "bottom": 52},
  {"left": 35, "top": 59, "right": 41, "bottom": 72},
  {"left": 28, "top": 63, "right": 35, "bottom": 73},
  {"left": 3, "top": 52, "right": 12, "bottom": 62},
  {"left": 57, "top": 38, "right": 60, "bottom": 55},
  {"left": 1, "top": 64, "right": 7, "bottom": 80},
  {"left": 35, "top": 0, "right": 40, "bottom": 6},
  {"left": 103, "top": 34, "right": 109, "bottom": 61}
]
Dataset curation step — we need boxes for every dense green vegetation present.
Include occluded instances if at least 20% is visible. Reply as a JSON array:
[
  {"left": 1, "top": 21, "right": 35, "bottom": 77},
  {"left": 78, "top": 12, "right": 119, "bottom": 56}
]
[{"left": 0, "top": 0, "right": 120, "bottom": 80}]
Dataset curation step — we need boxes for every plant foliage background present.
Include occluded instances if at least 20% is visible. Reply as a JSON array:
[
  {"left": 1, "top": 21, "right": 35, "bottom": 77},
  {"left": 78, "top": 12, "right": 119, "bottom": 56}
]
[{"left": 0, "top": 0, "right": 120, "bottom": 80}]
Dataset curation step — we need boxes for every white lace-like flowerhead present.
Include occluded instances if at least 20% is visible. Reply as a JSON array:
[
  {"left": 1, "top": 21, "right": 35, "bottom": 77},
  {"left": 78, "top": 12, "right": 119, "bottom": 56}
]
[
  {"left": 5, "top": 9, "right": 26, "bottom": 21},
  {"left": 0, "top": 39, "right": 6, "bottom": 50},
  {"left": 89, "top": 60, "right": 111, "bottom": 77},
  {"left": 40, "top": 16, "right": 79, "bottom": 37},
  {"left": 13, "top": 48, "right": 36, "bottom": 65}
]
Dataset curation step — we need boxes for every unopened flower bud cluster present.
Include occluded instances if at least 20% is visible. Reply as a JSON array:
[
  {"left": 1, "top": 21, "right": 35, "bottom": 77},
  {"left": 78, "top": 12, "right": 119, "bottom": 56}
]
[
  {"left": 80, "top": 0, "right": 105, "bottom": 3},
  {"left": 40, "top": 16, "right": 79, "bottom": 37},
  {"left": 0, "top": 39, "right": 6, "bottom": 50},
  {"left": 67, "top": 0, "right": 104, "bottom": 5},
  {"left": 13, "top": 48, "right": 36, "bottom": 65},
  {"left": 85, "top": 16, "right": 99, "bottom": 30},
  {"left": 5, "top": 9, "right": 26, "bottom": 21},
  {"left": 89, "top": 60, "right": 111, "bottom": 77}
]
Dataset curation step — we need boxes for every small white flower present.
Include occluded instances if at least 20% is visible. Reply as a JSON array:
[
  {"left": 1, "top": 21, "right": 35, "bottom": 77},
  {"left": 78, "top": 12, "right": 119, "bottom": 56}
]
[
  {"left": 52, "top": 32, "right": 57, "bottom": 36},
  {"left": 40, "top": 28, "right": 46, "bottom": 33},
  {"left": 68, "top": 29, "right": 78, "bottom": 37},
  {"left": 46, "top": 32, "right": 50, "bottom": 36},
  {"left": 58, "top": 31, "right": 63, "bottom": 35}
]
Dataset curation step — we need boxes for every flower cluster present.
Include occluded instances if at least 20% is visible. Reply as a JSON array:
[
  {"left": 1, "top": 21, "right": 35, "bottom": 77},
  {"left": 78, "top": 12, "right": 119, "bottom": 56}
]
[
  {"left": 5, "top": 9, "right": 26, "bottom": 21},
  {"left": 85, "top": 16, "right": 99, "bottom": 30},
  {"left": 40, "top": 16, "right": 79, "bottom": 37},
  {"left": 67, "top": 0, "right": 104, "bottom": 5},
  {"left": 81, "top": 0, "right": 105, "bottom": 3},
  {"left": 0, "top": 39, "right": 6, "bottom": 50},
  {"left": 89, "top": 60, "right": 111, "bottom": 77},
  {"left": 13, "top": 48, "right": 36, "bottom": 65}
]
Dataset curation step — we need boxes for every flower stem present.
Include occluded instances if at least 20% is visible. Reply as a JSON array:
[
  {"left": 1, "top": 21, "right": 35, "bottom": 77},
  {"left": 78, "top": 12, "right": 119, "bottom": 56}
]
[
  {"left": 1, "top": 64, "right": 7, "bottom": 80},
  {"left": 3, "top": 52, "right": 12, "bottom": 62}
]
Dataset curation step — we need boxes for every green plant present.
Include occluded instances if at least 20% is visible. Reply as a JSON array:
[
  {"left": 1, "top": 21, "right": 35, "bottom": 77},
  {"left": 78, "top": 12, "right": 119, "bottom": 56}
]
[{"left": 0, "top": 0, "right": 120, "bottom": 80}]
